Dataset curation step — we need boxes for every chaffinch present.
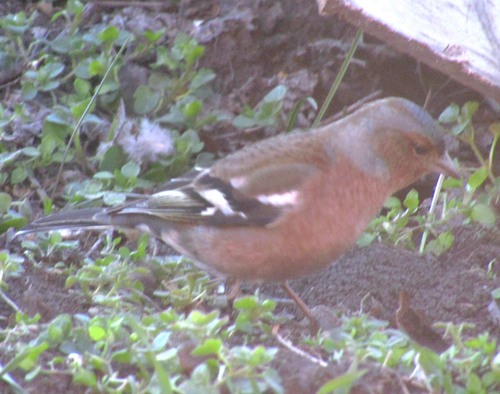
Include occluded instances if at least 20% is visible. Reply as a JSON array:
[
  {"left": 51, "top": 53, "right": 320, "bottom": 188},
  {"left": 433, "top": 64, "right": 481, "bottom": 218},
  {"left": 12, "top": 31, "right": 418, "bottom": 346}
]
[{"left": 20, "top": 97, "right": 460, "bottom": 327}]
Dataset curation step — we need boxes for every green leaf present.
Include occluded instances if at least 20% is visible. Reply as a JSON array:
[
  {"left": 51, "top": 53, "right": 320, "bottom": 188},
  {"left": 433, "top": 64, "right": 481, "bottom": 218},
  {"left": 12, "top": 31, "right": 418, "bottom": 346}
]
[
  {"left": 185, "top": 44, "right": 205, "bottom": 66},
  {"left": 0, "top": 151, "right": 22, "bottom": 167},
  {"left": 10, "top": 166, "right": 27, "bottom": 184},
  {"left": 438, "top": 231, "right": 454, "bottom": 249},
  {"left": 466, "top": 373, "right": 483, "bottom": 392},
  {"left": 156, "top": 348, "right": 177, "bottom": 362},
  {"left": 103, "top": 192, "right": 126, "bottom": 206},
  {"left": 450, "top": 122, "right": 468, "bottom": 136},
  {"left": 179, "top": 364, "right": 215, "bottom": 393},
  {"left": 101, "top": 82, "right": 121, "bottom": 99},
  {"left": 99, "top": 146, "right": 127, "bottom": 172},
  {"left": 156, "top": 46, "right": 179, "bottom": 70},
  {"left": 46, "top": 110, "right": 73, "bottom": 126},
  {"left": 425, "top": 231, "right": 455, "bottom": 256},
  {"left": 89, "top": 59, "right": 105, "bottom": 76},
  {"left": 234, "top": 296, "right": 259, "bottom": 310},
  {"left": 356, "top": 232, "right": 376, "bottom": 247},
  {"left": 0, "top": 12, "right": 30, "bottom": 35},
  {"left": 65, "top": 275, "right": 77, "bottom": 288},
  {"left": 470, "top": 203, "right": 496, "bottom": 225},
  {"left": 73, "top": 369, "right": 97, "bottom": 388},
  {"left": 192, "top": 338, "right": 222, "bottom": 357},
  {"left": 143, "top": 29, "right": 165, "bottom": 43},
  {"left": 112, "top": 349, "right": 132, "bottom": 363},
  {"left": 0, "top": 192, "right": 12, "bottom": 213},
  {"left": 492, "top": 288, "right": 500, "bottom": 300},
  {"left": 40, "top": 80, "right": 60, "bottom": 92},
  {"left": 17, "top": 342, "right": 49, "bottom": 371},
  {"left": 187, "top": 310, "right": 219, "bottom": 326},
  {"left": 21, "top": 81, "right": 38, "bottom": 100},
  {"left": 134, "top": 85, "right": 161, "bottom": 114},
  {"left": 233, "top": 114, "right": 257, "bottom": 128},
  {"left": 262, "top": 299, "right": 276, "bottom": 312},
  {"left": 152, "top": 357, "right": 173, "bottom": 394},
  {"left": 383, "top": 196, "right": 402, "bottom": 210},
  {"left": 190, "top": 69, "right": 215, "bottom": 90},
  {"left": 121, "top": 161, "right": 140, "bottom": 178},
  {"left": 415, "top": 348, "right": 442, "bottom": 374},
  {"left": 0, "top": 214, "right": 23, "bottom": 232},
  {"left": 262, "top": 369, "right": 283, "bottom": 394},
  {"left": 176, "top": 129, "right": 203, "bottom": 154},
  {"left": 89, "top": 355, "right": 106, "bottom": 372},
  {"left": 175, "top": 35, "right": 205, "bottom": 67},
  {"left": 262, "top": 85, "right": 287, "bottom": 102},
  {"left": 149, "top": 72, "right": 173, "bottom": 90},
  {"left": 48, "top": 324, "right": 64, "bottom": 343},
  {"left": 462, "top": 101, "right": 479, "bottom": 120},
  {"left": 442, "top": 177, "right": 462, "bottom": 189},
  {"left": 152, "top": 332, "right": 171, "bottom": 350},
  {"left": 248, "top": 346, "right": 276, "bottom": 366},
  {"left": 113, "top": 168, "right": 128, "bottom": 187},
  {"left": 258, "top": 101, "right": 282, "bottom": 124},
  {"left": 317, "top": 369, "right": 367, "bottom": 394},
  {"left": 403, "top": 189, "right": 419, "bottom": 211},
  {"left": 88, "top": 325, "right": 106, "bottom": 341},
  {"left": 438, "top": 103, "right": 460, "bottom": 123},
  {"left": 71, "top": 98, "right": 92, "bottom": 119},
  {"left": 50, "top": 33, "right": 74, "bottom": 53},
  {"left": 98, "top": 25, "right": 119, "bottom": 42},
  {"left": 42, "top": 62, "right": 65, "bottom": 79},
  {"left": 467, "top": 167, "right": 488, "bottom": 192},
  {"left": 74, "top": 78, "right": 91, "bottom": 96},
  {"left": 21, "top": 147, "right": 40, "bottom": 157},
  {"left": 182, "top": 100, "right": 202, "bottom": 118},
  {"left": 75, "top": 58, "right": 92, "bottom": 79}
]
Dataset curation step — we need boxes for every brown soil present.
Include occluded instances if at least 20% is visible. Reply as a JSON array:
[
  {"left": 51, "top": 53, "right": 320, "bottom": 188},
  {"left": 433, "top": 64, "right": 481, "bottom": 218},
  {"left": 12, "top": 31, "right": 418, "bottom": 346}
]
[{"left": 1, "top": 0, "right": 499, "bottom": 393}]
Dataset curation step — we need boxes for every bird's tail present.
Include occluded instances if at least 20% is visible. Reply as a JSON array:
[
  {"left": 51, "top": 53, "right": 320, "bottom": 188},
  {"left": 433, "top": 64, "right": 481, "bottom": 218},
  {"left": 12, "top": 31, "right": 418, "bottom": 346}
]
[{"left": 17, "top": 207, "right": 111, "bottom": 235}]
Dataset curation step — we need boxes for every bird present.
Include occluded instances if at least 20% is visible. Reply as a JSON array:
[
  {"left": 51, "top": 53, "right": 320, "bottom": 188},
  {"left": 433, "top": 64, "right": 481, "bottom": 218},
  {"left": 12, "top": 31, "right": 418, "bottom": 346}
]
[{"left": 19, "top": 97, "right": 460, "bottom": 329}]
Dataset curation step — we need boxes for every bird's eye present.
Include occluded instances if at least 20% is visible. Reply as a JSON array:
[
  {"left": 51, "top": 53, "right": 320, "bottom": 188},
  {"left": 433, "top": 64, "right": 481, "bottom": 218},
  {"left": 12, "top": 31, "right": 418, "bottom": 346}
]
[{"left": 413, "top": 144, "right": 430, "bottom": 155}]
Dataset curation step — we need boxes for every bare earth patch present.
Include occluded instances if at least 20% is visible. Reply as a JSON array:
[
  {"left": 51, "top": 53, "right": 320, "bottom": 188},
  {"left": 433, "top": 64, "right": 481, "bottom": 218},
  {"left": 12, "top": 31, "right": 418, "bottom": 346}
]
[{"left": 1, "top": 0, "right": 499, "bottom": 392}]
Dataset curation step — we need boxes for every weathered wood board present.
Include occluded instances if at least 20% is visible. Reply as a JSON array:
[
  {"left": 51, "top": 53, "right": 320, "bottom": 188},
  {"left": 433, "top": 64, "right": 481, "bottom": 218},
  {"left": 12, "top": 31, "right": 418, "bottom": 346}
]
[{"left": 317, "top": 0, "right": 500, "bottom": 101}]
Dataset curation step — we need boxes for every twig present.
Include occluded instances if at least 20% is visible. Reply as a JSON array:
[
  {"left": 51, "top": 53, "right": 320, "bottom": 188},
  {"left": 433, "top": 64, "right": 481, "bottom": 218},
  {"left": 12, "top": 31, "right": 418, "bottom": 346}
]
[
  {"left": 0, "top": 289, "right": 21, "bottom": 313},
  {"left": 419, "top": 173, "right": 445, "bottom": 254},
  {"left": 52, "top": 36, "right": 130, "bottom": 197},
  {"left": 313, "top": 28, "right": 363, "bottom": 128},
  {"left": 272, "top": 326, "right": 328, "bottom": 368}
]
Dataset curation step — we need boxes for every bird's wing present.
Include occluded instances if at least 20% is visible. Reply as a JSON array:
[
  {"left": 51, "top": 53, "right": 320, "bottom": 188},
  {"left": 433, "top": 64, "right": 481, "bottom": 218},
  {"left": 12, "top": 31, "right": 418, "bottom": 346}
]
[{"left": 114, "top": 161, "right": 320, "bottom": 227}]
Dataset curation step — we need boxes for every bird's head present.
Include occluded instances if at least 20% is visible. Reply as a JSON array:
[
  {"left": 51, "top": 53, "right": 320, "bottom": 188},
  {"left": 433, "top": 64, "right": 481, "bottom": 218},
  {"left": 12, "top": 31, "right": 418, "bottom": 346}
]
[{"left": 366, "top": 97, "right": 460, "bottom": 192}]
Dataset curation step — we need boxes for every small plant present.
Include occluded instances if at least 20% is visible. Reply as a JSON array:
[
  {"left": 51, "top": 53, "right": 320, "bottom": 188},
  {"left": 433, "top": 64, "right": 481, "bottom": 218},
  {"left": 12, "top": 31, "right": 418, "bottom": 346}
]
[
  {"left": 2, "top": 3, "right": 500, "bottom": 393},
  {"left": 0, "top": 2, "right": 223, "bottom": 234},
  {"left": 0, "top": 192, "right": 29, "bottom": 232},
  {"left": 439, "top": 101, "right": 498, "bottom": 226},
  {"left": 233, "top": 85, "right": 288, "bottom": 129},
  {"left": 231, "top": 293, "right": 277, "bottom": 335},
  {"left": 361, "top": 101, "right": 498, "bottom": 256},
  {"left": 0, "top": 250, "right": 25, "bottom": 286}
]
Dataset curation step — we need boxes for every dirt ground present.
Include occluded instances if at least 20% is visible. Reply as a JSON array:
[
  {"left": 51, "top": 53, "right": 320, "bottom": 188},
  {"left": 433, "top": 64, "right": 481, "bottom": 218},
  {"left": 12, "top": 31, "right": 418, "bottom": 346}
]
[{"left": 1, "top": 0, "right": 500, "bottom": 393}]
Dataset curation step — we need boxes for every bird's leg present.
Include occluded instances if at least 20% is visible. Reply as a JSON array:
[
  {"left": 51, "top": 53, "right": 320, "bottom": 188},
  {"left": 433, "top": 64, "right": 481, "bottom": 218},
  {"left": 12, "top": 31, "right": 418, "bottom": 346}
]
[
  {"left": 226, "top": 278, "right": 242, "bottom": 300},
  {"left": 280, "top": 281, "right": 320, "bottom": 333}
]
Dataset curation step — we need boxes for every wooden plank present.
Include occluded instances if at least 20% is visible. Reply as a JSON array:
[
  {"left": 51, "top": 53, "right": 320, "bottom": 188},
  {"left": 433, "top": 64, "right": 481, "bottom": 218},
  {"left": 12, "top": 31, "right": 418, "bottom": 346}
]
[{"left": 317, "top": 0, "right": 500, "bottom": 101}]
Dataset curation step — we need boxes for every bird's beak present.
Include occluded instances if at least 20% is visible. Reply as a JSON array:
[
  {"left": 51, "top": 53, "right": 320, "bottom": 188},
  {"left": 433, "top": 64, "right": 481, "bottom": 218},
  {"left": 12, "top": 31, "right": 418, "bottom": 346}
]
[{"left": 434, "top": 152, "right": 460, "bottom": 179}]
